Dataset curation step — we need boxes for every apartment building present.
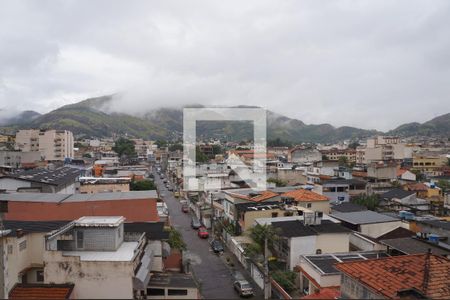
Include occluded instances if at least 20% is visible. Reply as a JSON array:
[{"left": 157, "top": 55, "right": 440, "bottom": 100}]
[
  {"left": 15, "top": 129, "right": 74, "bottom": 161},
  {"left": 44, "top": 216, "right": 153, "bottom": 299},
  {"left": 319, "top": 149, "right": 356, "bottom": 163},
  {"left": 0, "top": 151, "right": 41, "bottom": 169},
  {"left": 412, "top": 152, "right": 448, "bottom": 176},
  {"left": 358, "top": 136, "right": 414, "bottom": 164}
]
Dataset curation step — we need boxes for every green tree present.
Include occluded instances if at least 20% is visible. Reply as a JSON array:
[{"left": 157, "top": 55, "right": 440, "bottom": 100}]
[
  {"left": 82, "top": 153, "right": 92, "bottom": 158},
  {"left": 348, "top": 141, "right": 360, "bottom": 149},
  {"left": 338, "top": 156, "right": 349, "bottom": 167},
  {"left": 112, "top": 137, "right": 136, "bottom": 158},
  {"left": 169, "top": 143, "right": 183, "bottom": 152},
  {"left": 196, "top": 146, "right": 209, "bottom": 163},
  {"left": 130, "top": 180, "right": 156, "bottom": 191},
  {"left": 155, "top": 140, "right": 167, "bottom": 148},
  {"left": 411, "top": 169, "right": 425, "bottom": 181},
  {"left": 437, "top": 180, "right": 450, "bottom": 193},
  {"left": 168, "top": 228, "right": 186, "bottom": 251},
  {"left": 267, "top": 178, "right": 287, "bottom": 187},
  {"left": 272, "top": 271, "right": 297, "bottom": 293},
  {"left": 351, "top": 194, "right": 379, "bottom": 211},
  {"left": 212, "top": 145, "right": 223, "bottom": 156},
  {"left": 244, "top": 224, "right": 280, "bottom": 262},
  {"left": 267, "top": 138, "right": 292, "bottom": 147}
]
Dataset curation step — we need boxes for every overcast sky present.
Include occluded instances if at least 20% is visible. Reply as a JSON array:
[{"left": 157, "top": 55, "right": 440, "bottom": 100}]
[{"left": 1, "top": 0, "right": 450, "bottom": 131}]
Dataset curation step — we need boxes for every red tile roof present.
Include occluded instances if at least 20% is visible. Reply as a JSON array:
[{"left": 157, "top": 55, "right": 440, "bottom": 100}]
[
  {"left": 9, "top": 284, "right": 74, "bottom": 300},
  {"left": 229, "top": 190, "right": 279, "bottom": 202},
  {"left": 301, "top": 287, "right": 340, "bottom": 299},
  {"left": 282, "top": 189, "right": 328, "bottom": 202},
  {"left": 335, "top": 254, "right": 450, "bottom": 299}
]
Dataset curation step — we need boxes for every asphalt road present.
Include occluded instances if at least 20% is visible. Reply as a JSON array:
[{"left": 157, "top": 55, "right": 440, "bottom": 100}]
[{"left": 154, "top": 172, "right": 263, "bottom": 299}]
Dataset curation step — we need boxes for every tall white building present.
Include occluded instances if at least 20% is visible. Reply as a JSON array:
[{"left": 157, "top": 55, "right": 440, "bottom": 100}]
[{"left": 15, "top": 129, "right": 74, "bottom": 161}]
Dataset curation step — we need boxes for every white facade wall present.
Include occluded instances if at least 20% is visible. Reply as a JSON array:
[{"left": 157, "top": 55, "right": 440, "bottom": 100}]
[
  {"left": 298, "top": 260, "right": 341, "bottom": 288},
  {"left": 289, "top": 236, "right": 316, "bottom": 270},
  {"left": 315, "top": 233, "right": 350, "bottom": 254},
  {"left": 2, "top": 233, "right": 46, "bottom": 297},
  {"left": 359, "top": 221, "right": 403, "bottom": 238},
  {"left": 44, "top": 251, "right": 134, "bottom": 299},
  {"left": 0, "top": 178, "right": 31, "bottom": 192},
  {"left": 349, "top": 232, "right": 386, "bottom": 251}
]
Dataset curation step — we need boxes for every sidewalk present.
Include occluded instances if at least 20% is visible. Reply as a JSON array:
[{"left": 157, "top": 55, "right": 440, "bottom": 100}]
[{"left": 219, "top": 245, "right": 265, "bottom": 299}]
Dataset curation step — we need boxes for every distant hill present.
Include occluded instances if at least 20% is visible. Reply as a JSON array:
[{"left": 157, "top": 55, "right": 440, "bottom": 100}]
[
  {"left": 388, "top": 113, "right": 450, "bottom": 137},
  {"left": 0, "top": 110, "right": 41, "bottom": 126},
  {"left": 1, "top": 95, "right": 448, "bottom": 142}
]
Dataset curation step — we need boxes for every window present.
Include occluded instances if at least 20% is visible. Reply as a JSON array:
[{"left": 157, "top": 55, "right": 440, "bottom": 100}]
[
  {"left": 7, "top": 245, "right": 13, "bottom": 254},
  {"left": 147, "top": 288, "right": 165, "bottom": 296},
  {"left": 36, "top": 270, "right": 44, "bottom": 282},
  {"left": 76, "top": 231, "right": 84, "bottom": 248},
  {"left": 19, "top": 240, "right": 27, "bottom": 251},
  {"left": 306, "top": 203, "right": 312, "bottom": 208},
  {"left": 168, "top": 289, "right": 188, "bottom": 296}
]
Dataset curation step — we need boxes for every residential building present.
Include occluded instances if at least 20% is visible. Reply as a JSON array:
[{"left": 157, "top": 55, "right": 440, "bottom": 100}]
[
  {"left": 0, "top": 220, "right": 70, "bottom": 298},
  {"left": 297, "top": 251, "right": 389, "bottom": 296},
  {"left": 413, "top": 152, "right": 448, "bottom": 176},
  {"left": 281, "top": 189, "right": 330, "bottom": 213},
  {"left": 409, "top": 219, "right": 450, "bottom": 247},
  {"left": 367, "top": 161, "right": 398, "bottom": 181},
  {"left": 277, "top": 168, "right": 307, "bottom": 186},
  {"left": 397, "top": 169, "right": 416, "bottom": 181},
  {"left": 361, "top": 136, "right": 413, "bottom": 164},
  {"left": 0, "top": 151, "right": 42, "bottom": 169},
  {"left": 44, "top": 216, "right": 153, "bottom": 299},
  {"left": 319, "top": 149, "right": 356, "bottom": 163},
  {"left": 1, "top": 218, "right": 170, "bottom": 299},
  {"left": 147, "top": 272, "right": 200, "bottom": 299},
  {"left": 330, "top": 210, "right": 403, "bottom": 238},
  {"left": 260, "top": 217, "right": 351, "bottom": 270},
  {"left": 78, "top": 177, "right": 131, "bottom": 194},
  {"left": 15, "top": 129, "right": 74, "bottom": 161},
  {"left": 288, "top": 147, "right": 322, "bottom": 164},
  {"left": 322, "top": 179, "right": 367, "bottom": 204},
  {"left": 380, "top": 188, "right": 429, "bottom": 213},
  {"left": 235, "top": 201, "right": 288, "bottom": 233},
  {"left": 1, "top": 190, "right": 159, "bottom": 222},
  {"left": 336, "top": 254, "right": 450, "bottom": 299},
  {"left": 380, "top": 237, "right": 450, "bottom": 258},
  {"left": 0, "top": 167, "right": 81, "bottom": 193}
]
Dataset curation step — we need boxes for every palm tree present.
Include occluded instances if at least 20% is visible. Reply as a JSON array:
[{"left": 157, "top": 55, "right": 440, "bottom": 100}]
[{"left": 244, "top": 224, "right": 280, "bottom": 262}]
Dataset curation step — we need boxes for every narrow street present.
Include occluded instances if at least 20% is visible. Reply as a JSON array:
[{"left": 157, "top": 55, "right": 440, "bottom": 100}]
[{"left": 154, "top": 172, "right": 263, "bottom": 299}]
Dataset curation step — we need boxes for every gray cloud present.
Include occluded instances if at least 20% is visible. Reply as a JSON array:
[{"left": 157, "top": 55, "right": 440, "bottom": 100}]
[{"left": 0, "top": 0, "right": 450, "bottom": 131}]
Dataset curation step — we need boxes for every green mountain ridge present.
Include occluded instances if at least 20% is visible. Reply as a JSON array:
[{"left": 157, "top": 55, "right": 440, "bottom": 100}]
[{"left": 1, "top": 95, "right": 449, "bottom": 142}]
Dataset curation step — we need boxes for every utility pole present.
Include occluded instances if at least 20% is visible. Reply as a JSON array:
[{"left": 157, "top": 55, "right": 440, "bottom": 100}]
[{"left": 264, "top": 237, "right": 271, "bottom": 300}]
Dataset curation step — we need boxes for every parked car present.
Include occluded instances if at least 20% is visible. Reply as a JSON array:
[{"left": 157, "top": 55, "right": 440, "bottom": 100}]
[
  {"left": 197, "top": 226, "right": 209, "bottom": 238},
  {"left": 210, "top": 239, "right": 224, "bottom": 253},
  {"left": 191, "top": 217, "right": 202, "bottom": 229},
  {"left": 181, "top": 204, "right": 189, "bottom": 213},
  {"left": 174, "top": 192, "right": 180, "bottom": 198},
  {"left": 234, "top": 280, "right": 254, "bottom": 297}
]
